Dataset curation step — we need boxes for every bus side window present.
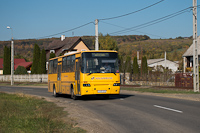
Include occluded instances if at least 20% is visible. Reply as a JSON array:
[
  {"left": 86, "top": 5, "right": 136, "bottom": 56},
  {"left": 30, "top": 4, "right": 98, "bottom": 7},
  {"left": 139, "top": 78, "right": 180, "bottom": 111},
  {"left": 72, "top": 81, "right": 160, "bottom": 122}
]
[
  {"left": 49, "top": 60, "right": 53, "bottom": 74},
  {"left": 67, "top": 56, "right": 70, "bottom": 72},
  {"left": 62, "top": 57, "right": 67, "bottom": 72},
  {"left": 53, "top": 59, "right": 58, "bottom": 73},
  {"left": 71, "top": 55, "right": 75, "bottom": 72}
]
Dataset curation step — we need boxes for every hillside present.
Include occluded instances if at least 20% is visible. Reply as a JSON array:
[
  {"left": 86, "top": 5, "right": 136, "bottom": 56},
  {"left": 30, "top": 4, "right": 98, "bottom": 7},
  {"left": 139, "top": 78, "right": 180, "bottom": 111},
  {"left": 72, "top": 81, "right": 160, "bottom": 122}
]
[
  {"left": 0, "top": 38, "right": 59, "bottom": 61},
  {"left": 0, "top": 35, "right": 192, "bottom": 63},
  {"left": 117, "top": 38, "right": 192, "bottom": 61}
]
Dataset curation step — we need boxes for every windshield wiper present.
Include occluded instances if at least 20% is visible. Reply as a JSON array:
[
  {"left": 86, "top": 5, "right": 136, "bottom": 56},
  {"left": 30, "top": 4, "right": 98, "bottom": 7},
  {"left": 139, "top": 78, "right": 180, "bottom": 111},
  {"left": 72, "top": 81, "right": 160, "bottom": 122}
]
[{"left": 87, "top": 72, "right": 93, "bottom": 76}]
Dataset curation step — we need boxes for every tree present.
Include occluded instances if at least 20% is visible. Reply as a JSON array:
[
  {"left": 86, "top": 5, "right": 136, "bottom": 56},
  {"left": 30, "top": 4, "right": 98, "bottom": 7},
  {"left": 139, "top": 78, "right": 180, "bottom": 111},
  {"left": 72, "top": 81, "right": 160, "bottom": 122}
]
[
  {"left": 125, "top": 56, "right": 131, "bottom": 73},
  {"left": 119, "top": 55, "right": 125, "bottom": 84},
  {"left": 141, "top": 56, "right": 148, "bottom": 75},
  {"left": 133, "top": 57, "right": 139, "bottom": 74},
  {"left": 3, "top": 46, "right": 11, "bottom": 75},
  {"left": 125, "top": 56, "right": 132, "bottom": 81},
  {"left": 40, "top": 49, "right": 47, "bottom": 74},
  {"left": 119, "top": 55, "right": 132, "bottom": 84},
  {"left": 49, "top": 52, "right": 56, "bottom": 59},
  {"left": 31, "top": 44, "right": 40, "bottom": 74},
  {"left": 99, "top": 33, "right": 118, "bottom": 51},
  {"left": 14, "top": 66, "right": 27, "bottom": 74}
]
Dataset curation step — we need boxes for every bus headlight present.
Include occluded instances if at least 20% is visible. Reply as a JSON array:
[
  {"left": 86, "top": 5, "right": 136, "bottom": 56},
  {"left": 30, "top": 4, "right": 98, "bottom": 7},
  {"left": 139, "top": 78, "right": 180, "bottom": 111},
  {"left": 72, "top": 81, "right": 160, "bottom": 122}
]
[
  {"left": 83, "top": 84, "right": 91, "bottom": 87},
  {"left": 113, "top": 83, "right": 120, "bottom": 86}
]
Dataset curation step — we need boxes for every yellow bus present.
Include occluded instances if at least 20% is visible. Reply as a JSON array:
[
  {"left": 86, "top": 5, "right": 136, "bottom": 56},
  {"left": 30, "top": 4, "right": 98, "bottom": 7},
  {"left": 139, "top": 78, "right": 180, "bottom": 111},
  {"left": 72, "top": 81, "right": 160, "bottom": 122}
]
[{"left": 48, "top": 50, "right": 120, "bottom": 100}]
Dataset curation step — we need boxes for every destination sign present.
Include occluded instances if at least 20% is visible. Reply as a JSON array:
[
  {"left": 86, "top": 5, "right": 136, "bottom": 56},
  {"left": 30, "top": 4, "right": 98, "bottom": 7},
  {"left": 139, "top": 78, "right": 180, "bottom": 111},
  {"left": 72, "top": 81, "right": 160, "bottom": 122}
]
[{"left": 92, "top": 53, "right": 109, "bottom": 57}]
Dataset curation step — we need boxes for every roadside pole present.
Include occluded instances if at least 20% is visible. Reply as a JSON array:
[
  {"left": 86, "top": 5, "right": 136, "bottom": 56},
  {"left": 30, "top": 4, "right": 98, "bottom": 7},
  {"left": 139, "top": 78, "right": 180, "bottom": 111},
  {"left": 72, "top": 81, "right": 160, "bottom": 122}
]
[
  {"left": 193, "top": 0, "right": 199, "bottom": 92},
  {"left": 95, "top": 19, "right": 99, "bottom": 50}
]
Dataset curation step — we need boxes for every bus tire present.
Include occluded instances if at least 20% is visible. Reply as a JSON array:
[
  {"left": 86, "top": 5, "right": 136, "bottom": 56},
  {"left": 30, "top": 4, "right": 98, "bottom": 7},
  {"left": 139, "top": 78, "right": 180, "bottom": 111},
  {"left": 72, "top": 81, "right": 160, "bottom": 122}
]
[
  {"left": 53, "top": 85, "right": 58, "bottom": 97},
  {"left": 71, "top": 88, "right": 78, "bottom": 100}
]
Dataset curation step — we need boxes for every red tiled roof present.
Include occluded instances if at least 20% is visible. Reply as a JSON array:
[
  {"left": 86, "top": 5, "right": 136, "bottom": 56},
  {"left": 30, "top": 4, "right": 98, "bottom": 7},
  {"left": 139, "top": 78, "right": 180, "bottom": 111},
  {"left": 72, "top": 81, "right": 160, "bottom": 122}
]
[
  {"left": 14, "top": 62, "right": 32, "bottom": 70},
  {"left": 0, "top": 58, "right": 32, "bottom": 70},
  {"left": 0, "top": 58, "right": 3, "bottom": 69},
  {"left": 14, "top": 59, "right": 26, "bottom": 65}
]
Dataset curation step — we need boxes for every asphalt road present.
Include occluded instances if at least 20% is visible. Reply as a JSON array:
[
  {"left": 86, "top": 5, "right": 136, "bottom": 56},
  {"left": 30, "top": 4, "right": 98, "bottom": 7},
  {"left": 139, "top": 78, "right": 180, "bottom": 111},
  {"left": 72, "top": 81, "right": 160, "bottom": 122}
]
[{"left": 0, "top": 85, "right": 200, "bottom": 133}]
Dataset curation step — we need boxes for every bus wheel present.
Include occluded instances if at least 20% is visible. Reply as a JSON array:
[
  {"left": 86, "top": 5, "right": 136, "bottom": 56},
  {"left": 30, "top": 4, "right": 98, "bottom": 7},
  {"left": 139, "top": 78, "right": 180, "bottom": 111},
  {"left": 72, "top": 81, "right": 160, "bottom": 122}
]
[
  {"left": 71, "top": 88, "right": 78, "bottom": 100},
  {"left": 53, "top": 88, "right": 58, "bottom": 97}
]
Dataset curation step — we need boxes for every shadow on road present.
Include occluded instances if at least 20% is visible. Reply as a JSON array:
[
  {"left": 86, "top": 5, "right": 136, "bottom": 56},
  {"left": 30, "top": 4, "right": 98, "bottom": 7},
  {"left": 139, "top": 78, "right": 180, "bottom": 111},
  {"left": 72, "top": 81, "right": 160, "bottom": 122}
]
[{"left": 54, "top": 94, "right": 134, "bottom": 101}]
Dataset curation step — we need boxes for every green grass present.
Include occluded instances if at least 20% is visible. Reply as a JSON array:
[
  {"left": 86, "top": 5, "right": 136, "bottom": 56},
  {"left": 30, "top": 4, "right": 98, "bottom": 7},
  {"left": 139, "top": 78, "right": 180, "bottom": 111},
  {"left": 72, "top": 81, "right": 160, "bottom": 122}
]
[
  {"left": 0, "top": 93, "right": 86, "bottom": 133},
  {"left": 0, "top": 82, "right": 47, "bottom": 86},
  {"left": 121, "top": 87, "right": 200, "bottom": 94}
]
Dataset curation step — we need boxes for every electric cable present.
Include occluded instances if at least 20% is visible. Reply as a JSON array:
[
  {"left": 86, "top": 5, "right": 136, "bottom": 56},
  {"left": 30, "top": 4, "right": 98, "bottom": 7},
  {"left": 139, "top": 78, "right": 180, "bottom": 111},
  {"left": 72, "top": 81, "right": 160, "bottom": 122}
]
[
  {"left": 109, "top": 6, "right": 193, "bottom": 35},
  {"left": 36, "top": 21, "right": 94, "bottom": 39},
  {"left": 99, "top": 0, "right": 165, "bottom": 21},
  {"left": 100, "top": 21, "right": 166, "bottom": 38},
  {"left": 35, "top": 0, "right": 165, "bottom": 39}
]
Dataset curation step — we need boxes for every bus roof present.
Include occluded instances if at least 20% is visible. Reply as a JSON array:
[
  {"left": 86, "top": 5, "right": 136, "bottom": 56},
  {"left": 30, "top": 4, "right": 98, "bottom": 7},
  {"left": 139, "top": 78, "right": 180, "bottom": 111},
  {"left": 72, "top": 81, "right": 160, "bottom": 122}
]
[
  {"left": 49, "top": 50, "right": 118, "bottom": 61},
  {"left": 81, "top": 50, "right": 117, "bottom": 53}
]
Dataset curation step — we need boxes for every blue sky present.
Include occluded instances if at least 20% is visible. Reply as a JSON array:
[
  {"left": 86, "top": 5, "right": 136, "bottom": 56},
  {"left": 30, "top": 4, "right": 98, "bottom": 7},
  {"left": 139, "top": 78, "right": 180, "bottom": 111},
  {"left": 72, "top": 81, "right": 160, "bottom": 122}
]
[{"left": 0, "top": 0, "right": 199, "bottom": 41}]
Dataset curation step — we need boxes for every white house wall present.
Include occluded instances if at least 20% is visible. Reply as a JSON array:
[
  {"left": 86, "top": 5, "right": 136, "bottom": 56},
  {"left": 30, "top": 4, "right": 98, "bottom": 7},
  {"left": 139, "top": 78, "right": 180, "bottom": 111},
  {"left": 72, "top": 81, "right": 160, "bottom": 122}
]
[{"left": 148, "top": 60, "right": 179, "bottom": 72}]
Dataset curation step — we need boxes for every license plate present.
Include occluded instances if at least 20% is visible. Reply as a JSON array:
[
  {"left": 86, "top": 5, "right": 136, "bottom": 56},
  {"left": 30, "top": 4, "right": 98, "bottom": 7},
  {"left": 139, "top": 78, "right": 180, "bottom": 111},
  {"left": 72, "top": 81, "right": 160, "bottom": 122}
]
[{"left": 98, "top": 90, "right": 107, "bottom": 93}]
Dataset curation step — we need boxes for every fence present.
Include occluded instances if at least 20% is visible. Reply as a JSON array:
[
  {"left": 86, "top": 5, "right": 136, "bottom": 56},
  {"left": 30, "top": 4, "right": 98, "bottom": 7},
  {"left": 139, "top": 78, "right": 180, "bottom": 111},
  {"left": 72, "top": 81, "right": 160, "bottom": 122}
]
[
  {"left": 120, "top": 72, "right": 175, "bottom": 87},
  {"left": 1, "top": 73, "right": 191, "bottom": 88},
  {"left": 121, "top": 72, "right": 196, "bottom": 88},
  {"left": 0, "top": 74, "right": 48, "bottom": 83}
]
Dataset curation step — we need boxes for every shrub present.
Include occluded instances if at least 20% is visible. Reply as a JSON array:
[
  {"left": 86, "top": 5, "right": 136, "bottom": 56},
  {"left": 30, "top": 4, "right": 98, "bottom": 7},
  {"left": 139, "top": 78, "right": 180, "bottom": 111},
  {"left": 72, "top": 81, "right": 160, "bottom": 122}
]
[{"left": 14, "top": 66, "right": 28, "bottom": 74}]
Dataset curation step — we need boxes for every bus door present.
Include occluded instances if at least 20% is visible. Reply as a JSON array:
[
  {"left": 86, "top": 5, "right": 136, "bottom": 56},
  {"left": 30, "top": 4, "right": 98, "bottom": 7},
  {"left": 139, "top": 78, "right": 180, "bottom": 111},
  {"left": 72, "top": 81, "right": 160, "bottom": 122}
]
[
  {"left": 75, "top": 58, "right": 81, "bottom": 95},
  {"left": 57, "top": 64, "right": 62, "bottom": 93}
]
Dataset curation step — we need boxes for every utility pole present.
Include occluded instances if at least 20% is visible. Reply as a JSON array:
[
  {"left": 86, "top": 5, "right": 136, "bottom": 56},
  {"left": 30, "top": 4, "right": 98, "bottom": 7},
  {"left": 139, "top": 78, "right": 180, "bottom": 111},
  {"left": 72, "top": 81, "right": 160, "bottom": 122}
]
[
  {"left": 7, "top": 26, "right": 14, "bottom": 86},
  {"left": 11, "top": 38, "right": 14, "bottom": 86},
  {"left": 95, "top": 19, "right": 99, "bottom": 50},
  {"left": 193, "top": 0, "right": 199, "bottom": 92}
]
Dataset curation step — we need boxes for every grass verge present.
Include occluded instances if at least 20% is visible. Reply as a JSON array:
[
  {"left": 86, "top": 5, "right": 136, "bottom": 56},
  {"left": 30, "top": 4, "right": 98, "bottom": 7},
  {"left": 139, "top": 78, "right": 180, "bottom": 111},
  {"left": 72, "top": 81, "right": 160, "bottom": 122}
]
[
  {"left": 0, "top": 92, "right": 85, "bottom": 133},
  {"left": 121, "top": 87, "right": 200, "bottom": 94},
  {"left": 0, "top": 82, "right": 47, "bottom": 86}
]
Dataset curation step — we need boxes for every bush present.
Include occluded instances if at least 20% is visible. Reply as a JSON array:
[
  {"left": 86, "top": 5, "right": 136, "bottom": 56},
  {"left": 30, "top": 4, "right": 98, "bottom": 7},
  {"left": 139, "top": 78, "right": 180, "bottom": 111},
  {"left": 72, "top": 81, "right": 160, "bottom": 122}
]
[{"left": 14, "top": 66, "right": 28, "bottom": 74}]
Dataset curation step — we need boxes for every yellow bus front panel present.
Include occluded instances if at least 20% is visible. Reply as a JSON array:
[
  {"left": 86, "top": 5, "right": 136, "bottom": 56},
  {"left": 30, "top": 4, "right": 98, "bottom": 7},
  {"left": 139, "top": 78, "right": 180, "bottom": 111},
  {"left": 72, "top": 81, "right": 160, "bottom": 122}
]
[{"left": 80, "top": 73, "right": 120, "bottom": 96}]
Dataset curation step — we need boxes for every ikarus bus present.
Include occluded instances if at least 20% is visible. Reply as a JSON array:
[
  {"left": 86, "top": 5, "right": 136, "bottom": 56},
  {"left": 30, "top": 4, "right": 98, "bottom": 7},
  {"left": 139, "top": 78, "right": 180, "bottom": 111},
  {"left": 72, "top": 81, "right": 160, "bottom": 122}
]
[{"left": 48, "top": 50, "right": 120, "bottom": 100}]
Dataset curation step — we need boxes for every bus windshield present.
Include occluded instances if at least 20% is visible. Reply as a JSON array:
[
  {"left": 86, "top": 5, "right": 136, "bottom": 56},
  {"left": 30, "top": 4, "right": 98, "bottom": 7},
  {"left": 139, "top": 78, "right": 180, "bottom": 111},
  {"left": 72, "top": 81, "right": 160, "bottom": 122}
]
[{"left": 81, "top": 52, "right": 119, "bottom": 74}]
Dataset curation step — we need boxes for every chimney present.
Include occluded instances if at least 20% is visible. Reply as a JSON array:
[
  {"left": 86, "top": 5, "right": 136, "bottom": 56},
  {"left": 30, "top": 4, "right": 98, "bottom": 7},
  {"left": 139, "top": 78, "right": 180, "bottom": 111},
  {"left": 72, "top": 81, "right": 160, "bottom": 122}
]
[{"left": 61, "top": 35, "right": 65, "bottom": 41}]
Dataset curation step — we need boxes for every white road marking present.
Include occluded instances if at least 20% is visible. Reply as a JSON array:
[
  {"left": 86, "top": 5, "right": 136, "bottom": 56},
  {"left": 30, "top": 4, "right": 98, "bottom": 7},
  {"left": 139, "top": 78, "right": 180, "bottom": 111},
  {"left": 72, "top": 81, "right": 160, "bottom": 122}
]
[
  {"left": 154, "top": 105, "right": 183, "bottom": 113},
  {"left": 120, "top": 98, "right": 124, "bottom": 100}
]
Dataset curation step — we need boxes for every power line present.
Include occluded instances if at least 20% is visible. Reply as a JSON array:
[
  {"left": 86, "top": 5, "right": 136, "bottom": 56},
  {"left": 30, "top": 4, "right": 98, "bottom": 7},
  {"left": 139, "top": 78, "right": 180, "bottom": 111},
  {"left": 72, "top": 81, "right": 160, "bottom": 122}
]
[
  {"left": 113, "top": 10, "right": 191, "bottom": 35},
  {"left": 99, "top": 0, "right": 165, "bottom": 21},
  {"left": 100, "top": 21, "right": 166, "bottom": 38},
  {"left": 34, "top": 0, "right": 165, "bottom": 39},
  {"left": 36, "top": 21, "right": 94, "bottom": 39},
  {"left": 109, "top": 6, "right": 194, "bottom": 35}
]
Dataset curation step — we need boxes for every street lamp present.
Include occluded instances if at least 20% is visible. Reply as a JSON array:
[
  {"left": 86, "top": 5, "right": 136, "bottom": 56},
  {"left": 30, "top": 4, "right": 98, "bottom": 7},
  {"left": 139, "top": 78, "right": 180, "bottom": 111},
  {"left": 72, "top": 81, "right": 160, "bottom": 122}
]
[{"left": 7, "top": 26, "right": 14, "bottom": 85}]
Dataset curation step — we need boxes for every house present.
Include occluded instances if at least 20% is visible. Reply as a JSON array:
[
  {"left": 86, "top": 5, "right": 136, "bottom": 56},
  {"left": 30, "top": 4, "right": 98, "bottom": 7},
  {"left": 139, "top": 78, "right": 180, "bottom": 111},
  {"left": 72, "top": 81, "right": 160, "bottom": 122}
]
[
  {"left": 138, "top": 52, "right": 179, "bottom": 73},
  {"left": 182, "top": 36, "right": 200, "bottom": 72},
  {"left": 45, "top": 36, "right": 90, "bottom": 61},
  {"left": 138, "top": 58, "right": 179, "bottom": 73},
  {"left": 0, "top": 58, "right": 32, "bottom": 74},
  {"left": 0, "top": 58, "right": 3, "bottom": 74}
]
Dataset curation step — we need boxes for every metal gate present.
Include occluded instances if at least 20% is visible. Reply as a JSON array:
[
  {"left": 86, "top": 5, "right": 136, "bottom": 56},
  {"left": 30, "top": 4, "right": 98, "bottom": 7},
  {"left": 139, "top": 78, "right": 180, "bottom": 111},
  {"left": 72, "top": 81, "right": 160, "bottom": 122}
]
[{"left": 175, "top": 73, "right": 193, "bottom": 88}]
